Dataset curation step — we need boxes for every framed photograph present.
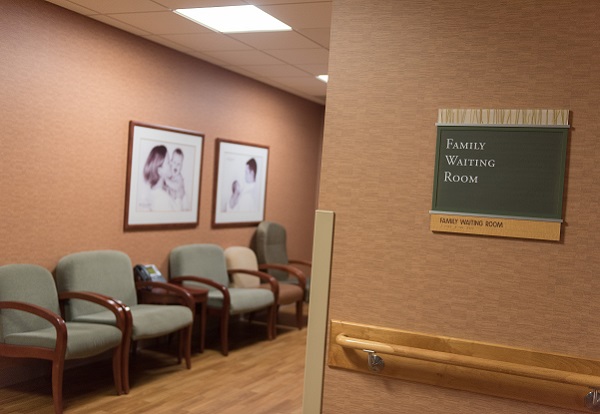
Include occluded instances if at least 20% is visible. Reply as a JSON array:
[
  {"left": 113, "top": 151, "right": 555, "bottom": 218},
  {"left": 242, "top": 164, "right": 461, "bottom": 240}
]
[
  {"left": 124, "top": 121, "right": 204, "bottom": 231},
  {"left": 212, "top": 138, "right": 269, "bottom": 227}
]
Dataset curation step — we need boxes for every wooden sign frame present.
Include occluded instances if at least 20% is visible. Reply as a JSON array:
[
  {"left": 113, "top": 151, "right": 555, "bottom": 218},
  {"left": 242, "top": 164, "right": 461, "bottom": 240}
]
[{"left": 430, "top": 109, "right": 570, "bottom": 241}]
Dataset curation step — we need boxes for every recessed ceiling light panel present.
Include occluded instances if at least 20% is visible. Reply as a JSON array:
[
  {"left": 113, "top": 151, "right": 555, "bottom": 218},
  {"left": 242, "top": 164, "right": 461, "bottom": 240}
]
[{"left": 174, "top": 5, "right": 292, "bottom": 34}]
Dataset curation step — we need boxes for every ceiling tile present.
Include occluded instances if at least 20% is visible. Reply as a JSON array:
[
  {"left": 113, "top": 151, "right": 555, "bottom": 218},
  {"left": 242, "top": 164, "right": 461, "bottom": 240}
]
[
  {"left": 239, "top": 64, "right": 311, "bottom": 77},
  {"left": 187, "top": 51, "right": 230, "bottom": 66},
  {"left": 295, "top": 63, "right": 328, "bottom": 76},
  {"left": 258, "top": 3, "right": 332, "bottom": 29},
  {"left": 267, "top": 48, "right": 329, "bottom": 65},
  {"left": 90, "top": 14, "right": 153, "bottom": 36},
  {"left": 143, "top": 35, "right": 195, "bottom": 53},
  {"left": 107, "top": 11, "right": 211, "bottom": 34},
  {"left": 222, "top": 65, "right": 264, "bottom": 79},
  {"left": 202, "top": 50, "right": 284, "bottom": 65},
  {"left": 60, "top": 0, "right": 167, "bottom": 14},
  {"left": 162, "top": 33, "right": 253, "bottom": 51},
  {"left": 154, "top": 0, "right": 246, "bottom": 8},
  {"left": 296, "top": 28, "right": 330, "bottom": 48},
  {"left": 248, "top": 0, "right": 329, "bottom": 4},
  {"left": 45, "top": 0, "right": 97, "bottom": 15},
  {"left": 229, "top": 31, "right": 322, "bottom": 50}
]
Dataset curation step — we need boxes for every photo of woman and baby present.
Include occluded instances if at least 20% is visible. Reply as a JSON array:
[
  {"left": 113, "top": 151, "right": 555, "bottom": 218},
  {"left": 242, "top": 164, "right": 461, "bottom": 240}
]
[{"left": 137, "top": 144, "right": 193, "bottom": 212}]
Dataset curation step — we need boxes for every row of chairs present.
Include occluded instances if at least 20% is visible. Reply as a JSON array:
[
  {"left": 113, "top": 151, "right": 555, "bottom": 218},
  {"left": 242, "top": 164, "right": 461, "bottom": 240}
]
[
  {"left": 0, "top": 251, "right": 195, "bottom": 414},
  {"left": 0, "top": 222, "right": 311, "bottom": 414},
  {"left": 171, "top": 243, "right": 308, "bottom": 354}
]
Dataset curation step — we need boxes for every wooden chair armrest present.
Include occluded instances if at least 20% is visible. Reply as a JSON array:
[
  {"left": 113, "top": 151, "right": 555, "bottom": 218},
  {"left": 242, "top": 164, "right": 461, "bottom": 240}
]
[
  {"left": 227, "top": 269, "right": 279, "bottom": 298},
  {"left": 58, "top": 291, "right": 131, "bottom": 333},
  {"left": 169, "top": 276, "right": 230, "bottom": 307},
  {"left": 0, "top": 301, "right": 67, "bottom": 353},
  {"left": 0, "top": 301, "right": 65, "bottom": 330},
  {"left": 258, "top": 263, "right": 306, "bottom": 291}
]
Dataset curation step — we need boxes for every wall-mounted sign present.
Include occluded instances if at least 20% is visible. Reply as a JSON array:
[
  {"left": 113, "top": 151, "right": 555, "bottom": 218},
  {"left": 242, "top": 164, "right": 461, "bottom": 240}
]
[{"left": 430, "top": 109, "right": 570, "bottom": 241}]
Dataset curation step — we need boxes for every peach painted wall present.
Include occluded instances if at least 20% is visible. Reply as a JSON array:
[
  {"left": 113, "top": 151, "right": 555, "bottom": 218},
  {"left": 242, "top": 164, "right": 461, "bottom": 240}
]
[
  {"left": 0, "top": 0, "right": 322, "bottom": 276},
  {"left": 320, "top": 1, "right": 600, "bottom": 413},
  {"left": 0, "top": 0, "right": 323, "bottom": 385}
]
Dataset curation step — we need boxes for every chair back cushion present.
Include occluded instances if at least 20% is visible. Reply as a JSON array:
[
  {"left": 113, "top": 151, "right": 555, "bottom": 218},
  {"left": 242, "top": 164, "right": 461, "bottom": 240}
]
[
  {"left": 0, "top": 264, "right": 60, "bottom": 338},
  {"left": 255, "top": 221, "right": 289, "bottom": 281},
  {"left": 224, "top": 246, "right": 260, "bottom": 288},
  {"left": 56, "top": 250, "right": 138, "bottom": 319},
  {"left": 170, "top": 244, "right": 230, "bottom": 288}
]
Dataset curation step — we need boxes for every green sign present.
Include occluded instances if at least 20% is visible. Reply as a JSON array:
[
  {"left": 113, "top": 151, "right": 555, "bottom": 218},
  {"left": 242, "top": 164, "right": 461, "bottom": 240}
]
[{"left": 431, "top": 126, "right": 568, "bottom": 220}]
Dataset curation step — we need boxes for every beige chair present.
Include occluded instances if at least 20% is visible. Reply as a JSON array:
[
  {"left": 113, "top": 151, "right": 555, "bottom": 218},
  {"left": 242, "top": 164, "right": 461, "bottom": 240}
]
[
  {"left": 254, "top": 221, "right": 311, "bottom": 301},
  {"left": 169, "top": 243, "right": 277, "bottom": 356},
  {"left": 0, "top": 264, "right": 129, "bottom": 414},
  {"left": 225, "top": 246, "right": 305, "bottom": 334},
  {"left": 55, "top": 250, "right": 194, "bottom": 393}
]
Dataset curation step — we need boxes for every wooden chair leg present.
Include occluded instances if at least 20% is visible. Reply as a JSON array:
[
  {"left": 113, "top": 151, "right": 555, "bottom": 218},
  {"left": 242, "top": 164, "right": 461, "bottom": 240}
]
[
  {"left": 178, "top": 326, "right": 192, "bottom": 368},
  {"left": 276, "top": 304, "right": 281, "bottom": 323},
  {"left": 112, "top": 346, "right": 123, "bottom": 395},
  {"left": 122, "top": 340, "right": 132, "bottom": 394},
  {"left": 296, "top": 300, "right": 304, "bottom": 330},
  {"left": 220, "top": 311, "right": 229, "bottom": 356},
  {"left": 273, "top": 305, "right": 278, "bottom": 338},
  {"left": 183, "top": 325, "right": 192, "bottom": 369},
  {"left": 176, "top": 331, "right": 182, "bottom": 365},
  {"left": 198, "top": 302, "right": 207, "bottom": 354},
  {"left": 51, "top": 357, "right": 65, "bottom": 414},
  {"left": 268, "top": 305, "right": 276, "bottom": 340}
]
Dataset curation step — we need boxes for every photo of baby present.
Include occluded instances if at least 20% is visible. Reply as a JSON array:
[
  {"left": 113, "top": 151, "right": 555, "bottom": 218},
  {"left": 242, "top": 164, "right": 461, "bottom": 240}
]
[
  {"left": 224, "top": 158, "right": 259, "bottom": 213},
  {"left": 164, "top": 148, "right": 187, "bottom": 210},
  {"left": 212, "top": 139, "right": 268, "bottom": 227}
]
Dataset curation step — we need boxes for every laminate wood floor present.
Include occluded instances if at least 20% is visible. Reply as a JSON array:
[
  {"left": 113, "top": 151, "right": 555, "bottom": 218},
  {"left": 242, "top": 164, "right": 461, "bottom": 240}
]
[{"left": 0, "top": 305, "right": 308, "bottom": 414}]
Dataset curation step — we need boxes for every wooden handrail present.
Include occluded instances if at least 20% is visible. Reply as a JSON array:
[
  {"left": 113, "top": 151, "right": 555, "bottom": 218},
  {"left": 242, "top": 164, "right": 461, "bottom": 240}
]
[{"left": 336, "top": 333, "right": 600, "bottom": 389}]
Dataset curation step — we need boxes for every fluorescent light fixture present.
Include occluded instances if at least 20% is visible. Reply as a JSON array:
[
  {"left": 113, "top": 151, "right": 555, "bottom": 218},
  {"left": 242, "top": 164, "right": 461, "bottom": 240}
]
[
  {"left": 174, "top": 5, "right": 292, "bottom": 33},
  {"left": 317, "top": 75, "right": 329, "bottom": 83}
]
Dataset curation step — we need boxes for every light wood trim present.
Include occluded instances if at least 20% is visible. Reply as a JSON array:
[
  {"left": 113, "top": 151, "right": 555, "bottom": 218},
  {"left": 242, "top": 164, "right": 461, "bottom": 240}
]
[
  {"left": 437, "top": 109, "right": 570, "bottom": 126},
  {"left": 329, "top": 320, "right": 600, "bottom": 412},
  {"left": 302, "top": 210, "right": 335, "bottom": 414},
  {"left": 336, "top": 333, "right": 600, "bottom": 388},
  {"left": 430, "top": 213, "right": 561, "bottom": 241}
]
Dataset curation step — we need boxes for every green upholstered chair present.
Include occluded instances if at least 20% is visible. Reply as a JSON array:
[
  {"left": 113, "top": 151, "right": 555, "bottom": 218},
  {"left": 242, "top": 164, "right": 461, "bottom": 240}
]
[
  {"left": 0, "top": 264, "right": 129, "bottom": 414},
  {"left": 254, "top": 221, "right": 311, "bottom": 301},
  {"left": 225, "top": 246, "right": 305, "bottom": 334},
  {"left": 169, "top": 244, "right": 277, "bottom": 356},
  {"left": 55, "top": 250, "right": 194, "bottom": 393}
]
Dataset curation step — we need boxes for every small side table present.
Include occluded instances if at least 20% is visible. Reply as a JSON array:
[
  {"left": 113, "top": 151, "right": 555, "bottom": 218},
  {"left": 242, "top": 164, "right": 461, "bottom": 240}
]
[{"left": 138, "top": 286, "right": 209, "bottom": 353}]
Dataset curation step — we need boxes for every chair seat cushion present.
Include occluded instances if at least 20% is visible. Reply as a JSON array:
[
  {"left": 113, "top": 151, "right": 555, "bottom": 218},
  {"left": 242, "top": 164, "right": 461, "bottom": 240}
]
[
  {"left": 260, "top": 282, "right": 303, "bottom": 305},
  {"left": 208, "top": 288, "right": 274, "bottom": 315},
  {"left": 4, "top": 322, "right": 122, "bottom": 359},
  {"left": 73, "top": 304, "right": 193, "bottom": 341}
]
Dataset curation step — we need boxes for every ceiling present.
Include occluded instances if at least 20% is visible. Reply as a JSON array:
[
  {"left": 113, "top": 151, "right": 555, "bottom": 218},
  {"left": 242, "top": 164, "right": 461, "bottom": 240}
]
[{"left": 44, "top": 0, "right": 331, "bottom": 105}]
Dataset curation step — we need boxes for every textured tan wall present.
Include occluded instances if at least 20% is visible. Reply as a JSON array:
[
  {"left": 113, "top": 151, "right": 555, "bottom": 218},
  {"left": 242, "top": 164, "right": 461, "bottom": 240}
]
[
  {"left": 0, "top": 0, "right": 322, "bottom": 275},
  {"left": 320, "top": 1, "right": 600, "bottom": 413}
]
